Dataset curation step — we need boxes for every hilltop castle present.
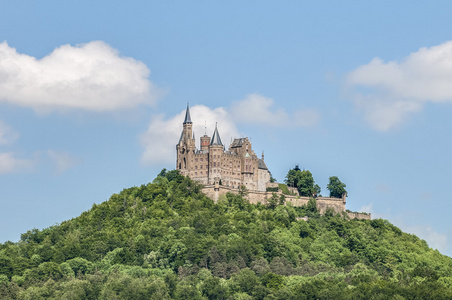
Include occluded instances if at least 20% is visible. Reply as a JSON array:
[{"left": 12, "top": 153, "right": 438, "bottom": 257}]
[
  {"left": 176, "top": 104, "right": 271, "bottom": 192},
  {"left": 176, "top": 104, "right": 370, "bottom": 220}
]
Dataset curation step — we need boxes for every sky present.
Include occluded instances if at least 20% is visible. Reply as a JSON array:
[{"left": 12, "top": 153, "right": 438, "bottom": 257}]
[{"left": 1, "top": 1, "right": 452, "bottom": 256}]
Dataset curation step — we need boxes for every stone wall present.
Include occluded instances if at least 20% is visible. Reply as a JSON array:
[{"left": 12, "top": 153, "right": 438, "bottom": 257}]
[
  {"left": 347, "top": 212, "right": 372, "bottom": 220},
  {"left": 200, "top": 184, "right": 366, "bottom": 218}
]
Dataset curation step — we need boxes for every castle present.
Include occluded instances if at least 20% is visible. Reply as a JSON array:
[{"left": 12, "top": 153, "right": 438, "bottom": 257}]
[
  {"left": 176, "top": 104, "right": 271, "bottom": 191},
  {"left": 176, "top": 105, "right": 370, "bottom": 220}
]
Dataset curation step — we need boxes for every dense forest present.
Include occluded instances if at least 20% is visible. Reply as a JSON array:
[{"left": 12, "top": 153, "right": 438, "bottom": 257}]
[{"left": 1, "top": 170, "right": 452, "bottom": 299}]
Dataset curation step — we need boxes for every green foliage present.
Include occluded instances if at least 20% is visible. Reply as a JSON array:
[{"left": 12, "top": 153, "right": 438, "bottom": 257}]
[
  {"left": 285, "top": 167, "right": 320, "bottom": 197},
  {"left": 261, "top": 272, "right": 284, "bottom": 290},
  {"left": 327, "top": 176, "right": 347, "bottom": 198},
  {"left": 238, "top": 185, "right": 249, "bottom": 197},
  {"left": 267, "top": 193, "right": 279, "bottom": 209},
  {"left": 278, "top": 184, "right": 291, "bottom": 195},
  {"left": 1, "top": 170, "right": 452, "bottom": 298}
]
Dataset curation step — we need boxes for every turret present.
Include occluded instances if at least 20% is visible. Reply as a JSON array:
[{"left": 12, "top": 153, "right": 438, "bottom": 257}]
[
  {"left": 208, "top": 123, "right": 223, "bottom": 184},
  {"left": 210, "top": 123, "right": 223, "bottom": 146},
  {"left": 182, "top": 104, "right": 193, "bottom": 143},
  {"left": 201, "top": 134, "right": 210, "bottom": 151},
  {"left": 176, "top": 104, "right": 196, "bottom": 172}
]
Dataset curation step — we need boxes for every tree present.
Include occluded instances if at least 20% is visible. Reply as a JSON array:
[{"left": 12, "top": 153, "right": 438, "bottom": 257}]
[
  {"left": 284, "top": 168, "right": 299, "bottom": 188},
  {"left": 296, "top": 170, "right": 317, "bottom": 197},
  {"left": 238, "top": 185, "right": 248, "bottom": 197},
  {"left": 267, "top": 193, "right": 278, "bottom": 209},
  {"left": 284, "top": 166, "right": 320, "bottom": 197},
  {"left": 327, "top": 176, "right": 347, "bottom": 198}
]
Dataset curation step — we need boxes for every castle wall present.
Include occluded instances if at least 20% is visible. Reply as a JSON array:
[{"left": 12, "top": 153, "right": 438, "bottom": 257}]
[
  {"left": 177, "top": 106, "right": 369, "bottom": 221},
  {"left": 257, "top": 168, "right": 270, "bottom": 192},
  {"left": 201, "top": 185, "right": 355, "bottom": 217},
  {"left": 347, "top": 212, "right": 371, "bottom": 220}
]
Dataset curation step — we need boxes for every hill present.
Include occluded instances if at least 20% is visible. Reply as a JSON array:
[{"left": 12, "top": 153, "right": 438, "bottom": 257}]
[{"left": 1, "top": 170, "right": 452, "bottom": 299}]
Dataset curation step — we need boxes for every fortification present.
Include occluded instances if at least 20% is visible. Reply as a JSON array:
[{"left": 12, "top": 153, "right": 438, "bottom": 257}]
[
  {"left": 176, "top": 104, "right": 370, "bottom": 219},
  {"left": 176, "top": 104, "right": 270, "bottom": 191}
]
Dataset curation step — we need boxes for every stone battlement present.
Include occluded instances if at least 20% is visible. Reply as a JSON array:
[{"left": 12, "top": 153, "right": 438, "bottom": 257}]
[
  {"left": 177, "top": 104, "right": 370, "bottom": 220},
  {"left": 202, "top": 183, "right": 371, "bottom": 219}
]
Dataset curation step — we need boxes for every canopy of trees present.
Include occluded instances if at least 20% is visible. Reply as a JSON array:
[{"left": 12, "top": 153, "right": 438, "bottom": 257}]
[
  {"left": 285, "top": 166, "right": 321, "bottom": 197},
  {"left": 1, "top": 170, "right": 452, "bottom": 299},
  {"left": 327, "top": 176, "right": 347, "bottom": 198}
]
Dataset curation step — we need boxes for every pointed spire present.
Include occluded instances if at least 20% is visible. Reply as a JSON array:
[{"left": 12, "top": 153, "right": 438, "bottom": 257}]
[
  {"left": 210, "top": 123, "right": 223, "bottom": 146},
  {"left": 183, "top": 103, "right": 192, "bottom": 124},
  {"left": 178, "top": 130, "right": 183, "bottom": 144}
]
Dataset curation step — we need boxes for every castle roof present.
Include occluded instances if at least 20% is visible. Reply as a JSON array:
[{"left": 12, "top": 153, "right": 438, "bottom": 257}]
[
  {"left": 178, "top": 130, "right": 183, "bottom": 144},
  {"left": 231, "top": 138, "right": 247, "bottom": 148},
  {"left": 258, "top": 159, "right": 268, "bottom": 170},
  {"left": 210, "top": 123, "right": 223, "bottom": 146},
  {"left": 183, "top": 104, "right": 192, "bottom": 124}
]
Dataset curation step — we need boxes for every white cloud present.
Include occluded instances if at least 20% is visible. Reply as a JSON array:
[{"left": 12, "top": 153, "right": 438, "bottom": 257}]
[
  {"left": 346, "top": 41, "right": 452, "bottom": 131},
  {"left": 231, "top": 93, "right": 320, "bottom": 127},
  {"left": 140, "top": 105, "right": 240, "bottom": 165},
  {"left": 0, "top": 41, "right": 157, "bottom": 112},
  {"left": 231, "top": 94, "right": 288, "bottom": 126},
  {"left": 0, "top": 121, "right": 18, "bottom": 145},
  {"left": 0, "top": 152, "right": 33, "bottom": 174},
  {"left": 141, "top": 95, "right": 319, "bottom": 165},
  {"left": 46, "top": 150, "right": 79, "bottom": 173}
]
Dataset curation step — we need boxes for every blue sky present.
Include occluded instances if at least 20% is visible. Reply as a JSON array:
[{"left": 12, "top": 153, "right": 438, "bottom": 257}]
[{"left": 1, "top": 1, "right": 452, "bottom": 256}]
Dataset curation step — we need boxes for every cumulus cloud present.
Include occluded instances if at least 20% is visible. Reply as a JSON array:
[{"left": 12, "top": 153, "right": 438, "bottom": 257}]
[
  {"left": 0, "top": 41, "right": 157, "bottom": 112},
  {"left": 141, "top": 95, "right": 319, "bottom": 165},
  {"left": 46, "top": 150, "right": 79, "bottom": 173},
  {"left": 0, "top": 152, "right": 33, "bottom": 174},
  {"left": 140, "top": 105, "right": 240, "bottom": 165},
  {"left": 231, "top": 94, "right": 320, "bottom": 127},
  {"left": 0, "top": 121, "right": 18, "bottom": 145},
  {"left": 231, "top": 94, "right": 288, "bottom": 126},
  {"left": 346, "top": 41, "right": 452, "bottom": 131}
]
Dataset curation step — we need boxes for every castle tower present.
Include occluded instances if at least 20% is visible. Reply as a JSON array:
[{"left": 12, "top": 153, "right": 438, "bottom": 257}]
[
  {"left": 208, "top": 123, "right": 223, "bottom": 184},
  {"left": 176, "top": 104, "right": 196, "bottom": 175},
  {"left": 182, "top": 103, "right": 193, "bottom": 142},
  {"left": 200, "top": 135, "right": 210, "bottom": 151}
]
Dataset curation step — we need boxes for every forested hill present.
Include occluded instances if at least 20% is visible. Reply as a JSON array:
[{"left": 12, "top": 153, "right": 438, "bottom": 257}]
[{"left": 1, "top": 171, "right": 452, "bottom": 299}]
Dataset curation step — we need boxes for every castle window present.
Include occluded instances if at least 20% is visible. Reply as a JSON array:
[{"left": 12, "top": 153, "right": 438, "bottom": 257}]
[
  {"left": 195, "top": 158, "right": 198, "bottom": 162},
  {"left": 201, "top": 158, "right": 203, "bottom": 161},
  {"left": 200, "top": 165, "right": 203, "bottom": 169},
  {"left": 214, "top": 162, "right": 216, "bottom": 167},
  {"left": 195, "top": 166, "right": 198, "bottom": 169},
  {"left": 195, "top": 172, "right": 197, "bottom": 175}
]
